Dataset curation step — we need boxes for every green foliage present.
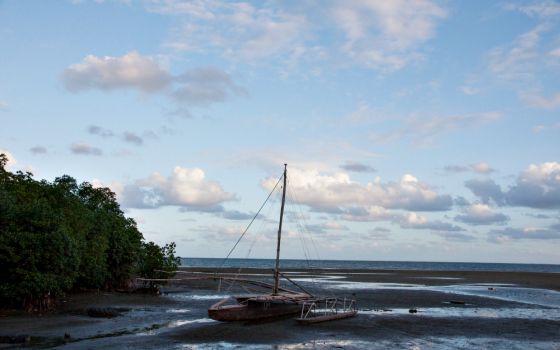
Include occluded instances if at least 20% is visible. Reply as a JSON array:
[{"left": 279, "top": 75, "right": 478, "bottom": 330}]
[
  {"left": 138, "top": 242, "right": 180, "bottom": 280},
  {"left": 0, "top": 153, "right": 180, "bottom": 310}
]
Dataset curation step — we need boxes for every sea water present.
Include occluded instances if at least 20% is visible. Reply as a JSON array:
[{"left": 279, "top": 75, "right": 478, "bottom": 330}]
[{"left": 180, "top": 257, "right": 560, "bottom": 273}]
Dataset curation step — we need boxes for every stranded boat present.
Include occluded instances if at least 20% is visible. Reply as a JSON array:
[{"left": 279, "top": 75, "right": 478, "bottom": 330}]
[{"left": 208, "top": 164, "right": 357, "bottom": 323}]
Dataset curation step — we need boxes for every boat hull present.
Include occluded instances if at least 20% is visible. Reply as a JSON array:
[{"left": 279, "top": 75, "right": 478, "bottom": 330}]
[{"left": 208, "top": 298, "right": 303, "bottom": 321}]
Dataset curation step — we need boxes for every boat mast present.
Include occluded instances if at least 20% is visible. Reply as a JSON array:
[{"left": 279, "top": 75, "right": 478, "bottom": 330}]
[{"left": 273, "top": 164, "right": 287, "bottom": 295}]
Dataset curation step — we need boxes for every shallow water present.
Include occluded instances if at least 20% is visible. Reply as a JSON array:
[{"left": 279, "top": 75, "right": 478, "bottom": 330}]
[
  {"left": 359, "top": 307, "right": 560, "bottom": 321},
  {"left": 4, "top": 273, "right": 559, "bottom": 350},
  {"left": 303, "top": 276, "right": 560, "bottom": 308},
  {"left": 172, "top": 338, "right": 560, "bottom": 350},
  {"left": 171, "top": 293, "right": 230, "bottom": 301},
  {"left": 434, "top": 284, "right": 560, "bottom": 308}
]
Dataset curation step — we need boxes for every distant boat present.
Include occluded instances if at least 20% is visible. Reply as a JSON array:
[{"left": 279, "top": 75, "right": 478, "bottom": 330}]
[{"left": 208, "top": 164, "right": 357, "bottom": 323}]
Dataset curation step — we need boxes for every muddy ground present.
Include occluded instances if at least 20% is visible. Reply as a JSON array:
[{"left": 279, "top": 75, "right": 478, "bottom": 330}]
[{"left": 1, "top": 268, "right": 559, "bottom": 349}]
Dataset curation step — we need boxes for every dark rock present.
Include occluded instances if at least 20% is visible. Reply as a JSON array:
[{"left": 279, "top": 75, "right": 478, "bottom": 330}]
[
  {"left": 408, "top": 308, "right": 417, "bottom": 314},
  {"left": 87, "top": 307, "right": 122, "bottom": 318},
  {"left": 0, "top": 335, "right": 31, "bottom": 344}
]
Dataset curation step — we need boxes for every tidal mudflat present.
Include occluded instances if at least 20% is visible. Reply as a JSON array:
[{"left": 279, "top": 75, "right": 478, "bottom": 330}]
[{"left": 1, "top": 268, "right": 559, "bottom": 349}]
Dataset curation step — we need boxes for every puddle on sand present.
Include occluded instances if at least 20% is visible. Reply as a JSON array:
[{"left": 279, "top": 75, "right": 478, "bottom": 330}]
[
  {"left": 360, "top": 307, "right": 560, "bottom": 321},
  {"left": 311, "top": 279, "right": 560, "bottom": 308},
  {"left": 172, "top": 294, "right": 229, "bottom": 301},
  {"left": 291, "top": 275, "right": 354, "bottom": 283},
  {"left": 167, "top": 318, "right": 216, "bottom": 328},
  {"left": 167, "top": 309, "right": 191, "bottom": 313},
  {"left": 326, "top": 281, "right": 424, "bottom": 290},
  {"left": 175, "top": 338, "right": 560, "bottom": 350},
  {"left": 434, "top": 284, "right": 560, "bottom": 308}
]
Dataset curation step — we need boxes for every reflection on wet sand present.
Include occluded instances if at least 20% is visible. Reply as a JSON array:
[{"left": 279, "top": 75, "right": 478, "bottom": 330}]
[{"left": 0, "top": 268, "right": 558, "bottom": 349}]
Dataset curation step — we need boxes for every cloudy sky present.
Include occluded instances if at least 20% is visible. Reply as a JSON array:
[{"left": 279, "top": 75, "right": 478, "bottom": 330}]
[{"left": 1, "top": 0, "right": 560, "bottom": 264}]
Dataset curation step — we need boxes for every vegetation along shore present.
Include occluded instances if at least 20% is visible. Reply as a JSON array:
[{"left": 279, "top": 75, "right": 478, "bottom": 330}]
[{"left": 0, "top": 153, "right": 179, "bottom": 312}]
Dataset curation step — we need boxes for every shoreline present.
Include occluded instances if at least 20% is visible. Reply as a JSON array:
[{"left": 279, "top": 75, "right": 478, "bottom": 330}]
[{"left": 178, "top": 267, "right": 560, "bottom": 291}]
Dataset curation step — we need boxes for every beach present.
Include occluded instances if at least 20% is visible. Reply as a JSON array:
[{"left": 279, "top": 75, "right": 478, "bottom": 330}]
[{"left": 1, "top": 267, "right": 559, "bottom": 349}]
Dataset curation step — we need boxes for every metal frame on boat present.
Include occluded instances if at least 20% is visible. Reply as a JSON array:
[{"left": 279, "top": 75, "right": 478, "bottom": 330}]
[{"left": 296, "top": 297, "right": 357, "bottom": 324}]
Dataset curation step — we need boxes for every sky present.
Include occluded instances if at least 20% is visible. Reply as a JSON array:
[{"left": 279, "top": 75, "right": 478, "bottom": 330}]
[{"left": 1, "top": 0, "right": 560, "bottom": 264}]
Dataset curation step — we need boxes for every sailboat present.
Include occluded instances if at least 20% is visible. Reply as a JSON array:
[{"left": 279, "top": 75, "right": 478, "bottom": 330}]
[{"left": 208, "top": 164, "right": 357, "bottom": 323}]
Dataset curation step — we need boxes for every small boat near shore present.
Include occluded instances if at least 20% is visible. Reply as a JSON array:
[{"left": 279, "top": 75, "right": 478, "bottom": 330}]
[{"left": 208, "top": 164, "right": 357, "bottom": 323}]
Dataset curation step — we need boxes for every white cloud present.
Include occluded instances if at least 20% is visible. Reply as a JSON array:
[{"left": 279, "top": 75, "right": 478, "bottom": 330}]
[
  {"left": 30, "top": 146, "right": 48, "bottom": 155},
  {"left": 306, "top": 221, "right": 350, "bottom": 234},
  {"left": 341, "top": 205, "right": 397, "bottom": 222},
  {"left": 339, "top": 161, "right": 376, "bottom": 173},
  {"left": 0, "top": 100, "right": 7, "bottom": 110},
  {"left": 191, "top": 224, "right": 248, "bottom": 242},
  {"left": 507, "top": 162, "right": 560, "bottom": 208},
  {"left": 262, "top": 167, "right": 452, "bottom": 212},
  {"left": 484, "top": 4, "right": 560, "bottom": 108},
  {"left": 91, "top": 178, "right": 124, "bottom": 199},
  {"left": 154, "top": 1, "right": 309, "bottom": 60},
  {"left": 550, "top": 47, "right": 560, "bottom": 57},
  {"left": 63, "top": 52, "right": 241, "bottom": 105},
  {"left": 0, "top": 149, "right": 16, "bottom": 168},
  {"left": 455, "top": 203, "right": 509, "bottom": 225},
  {"left": 444, "top": 163, "right": 495, "bottom": 174},
  {"left": 70, "top": 143, "right": 102, "bottom": 156},
  {"left": 506, "top": 1, "right": 560, "bottom": 17},
  {"left": 523, "top": 92, "right": 560, "bottom": 109},
  {"left": 464, "top": 178, "right": 505, "bottom": 205},
  {"left": 123, "top": 131, "right": 144, "bottom": 145},
  {"left": 120, "top": 166, "right": 234, "bottom": 210},
  {"left": 444, "top": 165, "right": 470, "bottom": 173},
  {"left": 466, "top": 162, "right": 560, "bottom": 209},
  {"left": 488, "top": 24, "right": 546, "bottom": 81},
  {"left": 344, "top": 102, "right": 387, "bottom": 123},
  {"left": 460, "top": 86, "right": 479, "bottom": 95},
  {"left": 399, "top": 212, "right": 464, "bottom": 232},
  {"left": 372, "top": 112, "right": 501, "bottom": 145},
  {"left": 88, "top": 125, "right": 115, "bottom": 137},
  {"left": 436, "top": 231, "right": 476, "bottom": 242},
  {"left": 63, "top": 51, "right": 170, "bottom": 92},
  {"left": 144, "top": 0, "right": 219, "bottom": 18},
  {"left": 332, "top": 0, "right": 446, "bottom": 70},
  {"left": 472, "top": 162, "right": 495, "bottom": 174},
  {"left": 363, "top": 227, "right": 391, "bottom": 241},
  {"left": 152, "top": 0, "right": 446, "bottom": 71},
  {"left": 345, "top": 208, "right": 465, "bottom": 231},
  {"left": 532, "top": 122, "right": 560, "bottom": 133},
  {"left": 489, "top": 225, "right": 560, "bottom": 243},
  {"left": 172, "top": 67, "right": 245, "bottom": 105}
]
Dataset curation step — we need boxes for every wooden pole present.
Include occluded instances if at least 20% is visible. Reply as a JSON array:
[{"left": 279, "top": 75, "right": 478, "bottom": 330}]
[{"left": 273, "top": 164, "right": 287, "bottom": 295}]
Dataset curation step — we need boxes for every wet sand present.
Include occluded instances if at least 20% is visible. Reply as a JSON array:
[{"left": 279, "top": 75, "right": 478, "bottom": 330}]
[{"left": 1, "top": 268, "right": 559, "bottom": 349}]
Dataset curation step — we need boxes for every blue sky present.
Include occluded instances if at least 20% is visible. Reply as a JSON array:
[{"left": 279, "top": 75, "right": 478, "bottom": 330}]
[{"left": 1, "top": 0, "right": 560, "bottom": 263}]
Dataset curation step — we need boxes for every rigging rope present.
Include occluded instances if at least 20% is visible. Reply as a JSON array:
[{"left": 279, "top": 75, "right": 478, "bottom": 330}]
[
  {"left": 286, "top": 181, "right": 312, "bottom": 266},
  {"left": 289, "top": 182, "right": 322, "bottom": 264},
  {"left": 216, "top": 171, "right": 284, "bottom": 273},
  {"left": 286, "top": 177, "right": 337, "bottom": 297},
  {"left": 226, "top": 196, "right": 279, "bottom": 292}
]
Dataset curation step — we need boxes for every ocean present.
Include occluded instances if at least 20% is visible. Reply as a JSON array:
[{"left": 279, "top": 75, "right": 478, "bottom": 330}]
[{"left": 180, "top": 257, "right": 560, "bottom": 273}]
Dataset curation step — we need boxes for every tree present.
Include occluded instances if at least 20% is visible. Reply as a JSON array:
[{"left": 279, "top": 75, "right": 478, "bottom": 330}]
[
  {"left": 138, "top": 242, "right": 180, "bottom": 280},
  {"left": 0, "top": 168, "right": 81, "bottom": 310},
  {"left": 0, "top": 154, "right": 179, "bottom": 310},
  {"left": 0, "top": 153, "right": 179, "bottom": 311}
]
